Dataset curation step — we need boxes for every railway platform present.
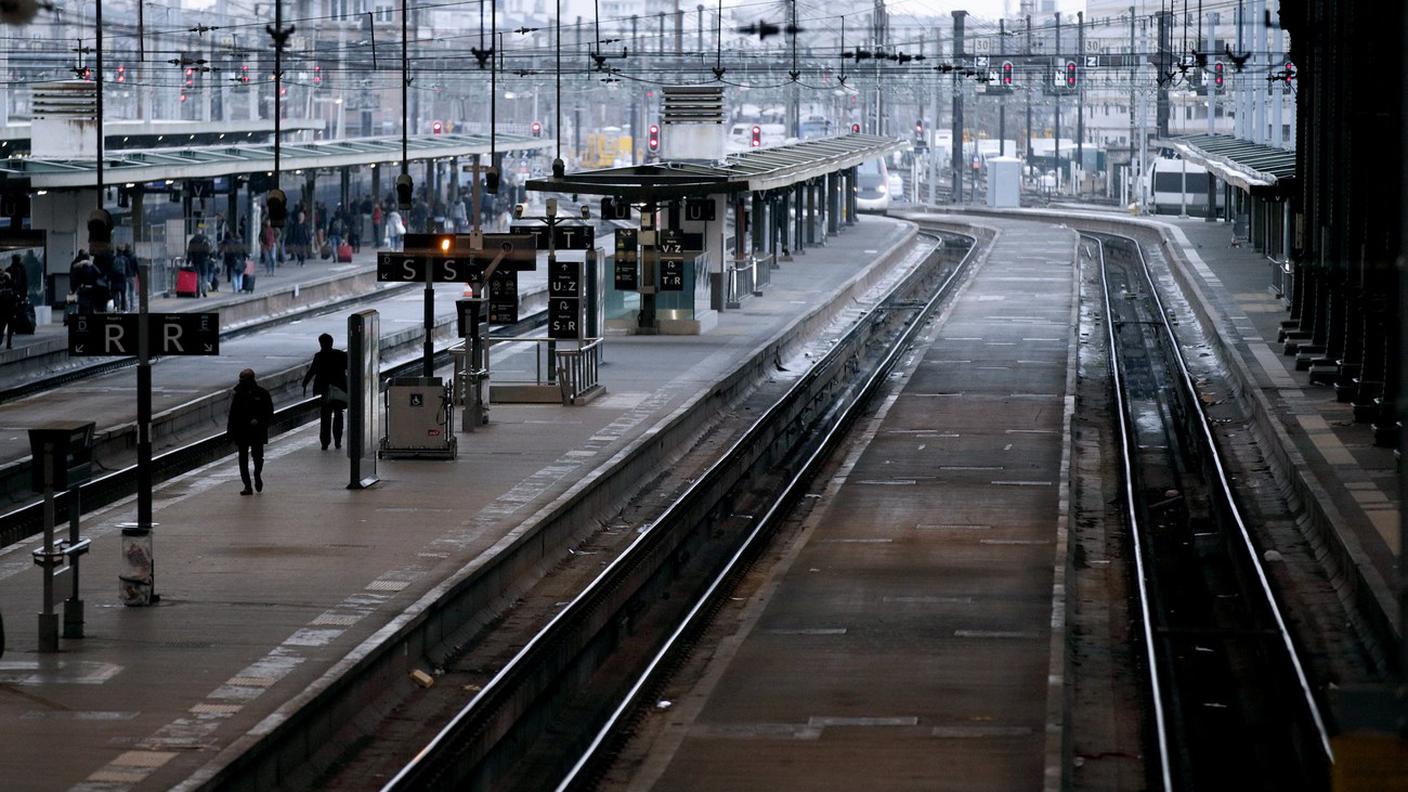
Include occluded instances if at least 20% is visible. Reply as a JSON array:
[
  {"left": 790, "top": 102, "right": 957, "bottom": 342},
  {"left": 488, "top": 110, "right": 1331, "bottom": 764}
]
[
  {"left": 606, "top": 214, "right": 1079, "bottom": 791},
  {"left": 0, "top": 215, "right": 918, "bottom": 791},
  {"left": 0, "top": 246, "right": 388, "bottom": 387}
]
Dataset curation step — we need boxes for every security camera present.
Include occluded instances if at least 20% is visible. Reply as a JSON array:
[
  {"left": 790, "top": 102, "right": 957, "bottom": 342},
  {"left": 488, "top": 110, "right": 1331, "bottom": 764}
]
[
  {"left": 513, "top": 203, "right": 526, "bottom": 219},
  {"left": 580, "top": 204, "right": 591, "bottom": 219}
]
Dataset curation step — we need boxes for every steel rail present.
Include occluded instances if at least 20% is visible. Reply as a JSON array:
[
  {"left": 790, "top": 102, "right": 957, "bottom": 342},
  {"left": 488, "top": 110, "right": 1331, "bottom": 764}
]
[
  {"left": 1092, "top": 234, "right": 1175, "bottom": 792},
  {"left": 1092, "top": 230, "right": 1333, "bottom": 786},
  {"left": 381, "top": 229, "right": 972, "bottom": 792},
  {"left": 1108, "top": 230, "right": 1333, "bottom": 760},
  {"left": 0, "top": 309, "right": 547, "bottom": 547},
  {"left": 553, "top": 228, "right": 976, "bottom": 791}
]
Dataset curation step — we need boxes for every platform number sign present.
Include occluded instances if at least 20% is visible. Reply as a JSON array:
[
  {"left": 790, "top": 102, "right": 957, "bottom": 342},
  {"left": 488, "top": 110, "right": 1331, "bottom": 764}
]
[
  {"left": 548, "top": 259, "right": 582, "bottom": 339},
  {"left": 488, "top": 269, "right": 519, "bottom": 324},
  {"left": 659, "top": 259, "right": 685, "bottom": 291},
  {"left": 614, "top": 229, "right": 639, "bottom": 291},
  {"left": 69, "top": 312, "right": 220, "bottom": 356}
]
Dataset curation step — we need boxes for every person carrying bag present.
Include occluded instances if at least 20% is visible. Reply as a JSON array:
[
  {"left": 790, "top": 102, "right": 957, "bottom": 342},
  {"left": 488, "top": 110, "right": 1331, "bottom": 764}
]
[{"left": 302, "top": 333, "right": 349, "bottom": 450}]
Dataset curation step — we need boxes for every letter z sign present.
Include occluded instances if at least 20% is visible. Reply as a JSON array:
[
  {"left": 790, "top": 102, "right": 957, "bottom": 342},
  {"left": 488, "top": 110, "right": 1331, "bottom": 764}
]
[{"left": 69, "top": 313, "right": 220, "bottom": 356}]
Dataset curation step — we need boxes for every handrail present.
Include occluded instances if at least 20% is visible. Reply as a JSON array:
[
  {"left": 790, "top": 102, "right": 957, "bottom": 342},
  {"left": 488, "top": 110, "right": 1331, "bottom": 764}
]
[{"left": 555, "top": 338, "right": 604, "bottom": 405}]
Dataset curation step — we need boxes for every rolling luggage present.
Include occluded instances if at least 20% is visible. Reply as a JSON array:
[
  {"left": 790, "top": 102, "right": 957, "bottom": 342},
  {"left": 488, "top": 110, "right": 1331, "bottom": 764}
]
[
  {"left": 337, "top": 242, "right": 353, "bottom": 263},
  {"left": 242, "top": 273, "right": 256, "bottom": 293},
  {"left": 14, "top": 301, "right": 35, "bottom": 334},
  {"left": 175, "top": 266, "right": 200, "bottom": 297}
]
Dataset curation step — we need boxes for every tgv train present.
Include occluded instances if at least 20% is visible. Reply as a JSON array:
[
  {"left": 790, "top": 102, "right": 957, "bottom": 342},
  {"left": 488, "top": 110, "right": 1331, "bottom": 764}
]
[
  {"left": 855, "top": 157, "right": 892, "bottom": 212},
  {"left": 1144, "top": 157, "right": 1225, "bottom": 215}
]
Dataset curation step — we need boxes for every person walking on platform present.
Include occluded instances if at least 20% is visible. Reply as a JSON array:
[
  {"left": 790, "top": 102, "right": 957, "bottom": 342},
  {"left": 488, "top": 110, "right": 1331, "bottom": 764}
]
[
  {"left": 0, "top": 270, "right": 17, "bottom": 349},
  {"left": 187, "top": 231, "right": 213, "bottom": 297},
  {"left": 227, "top": 368, "right": 274, "bottom": 495},
  {"left": 302, "top": 333, "right": 349, "bottom": 450}
]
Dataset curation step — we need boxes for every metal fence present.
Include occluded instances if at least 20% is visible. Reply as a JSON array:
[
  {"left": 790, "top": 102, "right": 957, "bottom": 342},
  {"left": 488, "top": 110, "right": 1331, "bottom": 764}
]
[{"left": 556, "top": 338, "right": 604, "bottom": 405}]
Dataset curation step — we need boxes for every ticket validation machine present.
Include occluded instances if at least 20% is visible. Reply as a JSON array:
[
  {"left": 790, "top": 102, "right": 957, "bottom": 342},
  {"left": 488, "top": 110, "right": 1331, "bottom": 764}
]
[{"left": 28, "top": 421, "right": 95, "bottom": 652}]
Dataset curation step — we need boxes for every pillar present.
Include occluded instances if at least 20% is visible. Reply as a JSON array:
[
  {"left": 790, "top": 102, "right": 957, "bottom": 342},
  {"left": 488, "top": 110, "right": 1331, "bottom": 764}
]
[
  {"left": 846, "top": 167, "right": 858, "bottom": 224},
  {"left": 811, "top": 181, "right": 822, "bottom": 245},
  {"left": 779, "top": 191, "right": 792, "bottom": 259},
  {"left": 822, "top": 171, "right": 833, "bottom": 232},
  {"left": 750, "top": 192, "right": 765, "bottom": 254},
  {"left": 793, "top": 184, "right": 806, "bottom": 254}
]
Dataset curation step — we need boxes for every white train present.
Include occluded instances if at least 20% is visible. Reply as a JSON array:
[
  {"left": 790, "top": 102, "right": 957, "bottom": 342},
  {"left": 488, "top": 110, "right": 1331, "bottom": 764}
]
[
  {"left": 1144, "top": 158, "right": 1226, "bottom": 215},
  {"left": 856, "top": 158, "right": 892, "bottom": 212}
]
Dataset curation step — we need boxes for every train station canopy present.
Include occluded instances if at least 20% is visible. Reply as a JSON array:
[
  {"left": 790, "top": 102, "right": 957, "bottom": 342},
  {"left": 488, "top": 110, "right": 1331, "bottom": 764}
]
[
  {"left": 526, "top": 134, "right": 908, "bottom": 201},
  {"left": 1163, "top": 133, "right": 1297, "bottom": 196},
  {"left": 0, "top": 132, "right": 552, "bottom": 190}
]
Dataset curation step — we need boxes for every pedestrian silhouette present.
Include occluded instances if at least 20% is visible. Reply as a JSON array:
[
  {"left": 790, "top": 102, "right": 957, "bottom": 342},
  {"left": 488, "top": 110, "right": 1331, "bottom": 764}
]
[
  {"left": 303, "top": 333, "right": 349, "bottom": 450},
  {"left": 227, "top": 368, "right": 274, "bottom": 495}
]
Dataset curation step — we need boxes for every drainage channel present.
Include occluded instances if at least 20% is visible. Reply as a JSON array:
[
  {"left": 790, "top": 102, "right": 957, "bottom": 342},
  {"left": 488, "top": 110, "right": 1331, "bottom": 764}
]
[
  {"left": 377, "top": 229, "right": 977, "bottom": 792},
  {"left": 1091, "top": 230, "right": 1332, "bottom": 791}
]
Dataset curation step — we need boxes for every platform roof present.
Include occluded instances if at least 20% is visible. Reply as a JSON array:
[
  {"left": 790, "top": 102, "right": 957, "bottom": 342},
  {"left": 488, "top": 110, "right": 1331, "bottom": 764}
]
[
  {"left": 1163, "top": 133, "right": 1297, "bottom": 195},
  {"left": 525, "top": 134, "right": 907, "bottom": 201},
  {"left": 0, "top": 132, "right": 553, "bottom": 190}
]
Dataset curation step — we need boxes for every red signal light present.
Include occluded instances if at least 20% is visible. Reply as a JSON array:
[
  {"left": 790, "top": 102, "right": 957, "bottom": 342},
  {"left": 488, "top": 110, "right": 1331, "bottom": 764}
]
[
  {"left": 313, "top": 65, "right": 322, "bottom": 86},
  {"left": 1213, "top": 61, "right": 1224, "bottom": 89},
  {"left": 851, "top": 123, "right": 861, "bottom": 134},
  {"left": 115, "top": 64, "right": 126, "bottom": 83},
  {"left": 647, "top": 123, "right": 660, "bottom": 152},
  {"left": 1065, "top": 61, "right": 1077, "bottom": 88},
  {"left": 432, "top": 121, "right": 443, "bottom": 135},
  {"left": 531, "top": 120, "right": 542, "bottom": 136},
  {"left": 750, "top": 125, "right": 761, "bottom": 147},
  {"left": 1001, "top": 61, "right": 1013, "bottom": 86}
]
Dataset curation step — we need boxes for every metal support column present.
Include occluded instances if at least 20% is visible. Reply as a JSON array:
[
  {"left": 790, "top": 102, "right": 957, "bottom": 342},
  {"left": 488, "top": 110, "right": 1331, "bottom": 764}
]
[
  {"left": 805, "top": 180, "right": 817, "bottom": 245},
  {"left": 827, "top": 173, "right": 840, "bottom": 235}
]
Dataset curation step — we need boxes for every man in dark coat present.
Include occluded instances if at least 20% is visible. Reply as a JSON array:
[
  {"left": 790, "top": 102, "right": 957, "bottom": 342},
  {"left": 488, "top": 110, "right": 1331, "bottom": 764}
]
[
  {"left": 227, "top": 368, "right": 274, "bottom": 495},
  {"left": 302, "top": 333, "right": 349, "bottom": 450}
]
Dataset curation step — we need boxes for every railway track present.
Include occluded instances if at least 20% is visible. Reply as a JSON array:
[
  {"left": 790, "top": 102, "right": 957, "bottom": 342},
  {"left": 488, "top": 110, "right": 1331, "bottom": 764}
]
[
  {"left": 0, "top": 309, "right": 547, "bottom": 548},
  {"left": 377, "top": 228, "right": 977, "bottom": 792},
  {"left": 1089, "top": 230, "right": 1332, "bottom": 790}
]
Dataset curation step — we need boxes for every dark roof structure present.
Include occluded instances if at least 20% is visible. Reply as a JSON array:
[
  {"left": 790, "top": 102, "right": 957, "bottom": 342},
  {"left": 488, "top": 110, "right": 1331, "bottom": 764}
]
[
  {"left": 0, "top": 132, "right": 551, "bottom": 189},
  {"left": 1162, "top": 133, "right": 1297, "bottom": 195},
  {"left": 525, "top": 134, "right": 907, "bottom": 201}
]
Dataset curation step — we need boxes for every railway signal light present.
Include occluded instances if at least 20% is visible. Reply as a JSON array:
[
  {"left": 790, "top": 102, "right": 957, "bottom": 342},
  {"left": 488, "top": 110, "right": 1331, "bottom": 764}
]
[
  {"left": 1002, "top": 60, "right": 1013, "bottom": 87},
  {"left": 115, "top": 64, "right": 126, "bottom": 84},
  {"left": 267, "top": 188, "right": 288, "bottom": 228},
  {"left": 1065, "top": 60, "right": 1077, "bottom": 89},
  {"left": 914, "top": 119, "right": 923, "bottom": 137},
  {"left": 239, "top": 64, "right": 250, "bottom": 84},
  {"left": 531, "top": 120, "right": 542, "bottom": 136},
  {"left": 851, "top": 122, "right": 860, "bottom": 133},
  {"left": 432, "top": 120, "right": 443, "bottom": 135},
  {"left": 647, "top": 123, "right": 659, "bottom": 153},
  {"left": 395, "top": 174, "right": 414, "bottom": 210},
  {"left": 1283, "top": 62, "right": 1295, "bottom": 85},
  {"left": 1213, "top": 61, "right": 1224, "bottom": 90},
  {"left": 750, "top": 125, "right": 761, "bottom": 147},
  {"left": 313, "top": 65, "right": 322, "bottom": 87}
]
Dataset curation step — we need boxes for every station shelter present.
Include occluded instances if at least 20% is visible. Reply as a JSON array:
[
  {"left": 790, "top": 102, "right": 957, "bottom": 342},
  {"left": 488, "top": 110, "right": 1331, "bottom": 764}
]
[
  {"left": 1163, "top": 134, "right": 1297, "bottom": 296},
  {"left": 526, "top": 134, "right": 906, "bottom": 335},
  {"left": 0, "top": 125, "right": 552, "bottom": 307}
]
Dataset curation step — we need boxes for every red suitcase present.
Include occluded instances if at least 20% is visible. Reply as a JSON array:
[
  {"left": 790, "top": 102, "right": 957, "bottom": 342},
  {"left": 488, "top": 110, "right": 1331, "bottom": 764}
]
[
  {"left": 175, "top": 266, "right": 200, "bottom": 297},
  {"left": 337, "top": 242, "right": 353, "bottom": 263}
]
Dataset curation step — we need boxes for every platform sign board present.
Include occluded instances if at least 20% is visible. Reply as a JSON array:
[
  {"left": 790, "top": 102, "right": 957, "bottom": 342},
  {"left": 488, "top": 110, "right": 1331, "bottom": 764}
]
[
  {"left": 487, "top": 269, "right": 519, "bottom": 324},
  {"left": 683, "top": 198, "right": 716, "bottom": 222},
  {"left": 347, "top": 309, "right": 380, "bottom": 490},
  {"left": 378, "top": 233, "right": 536, "bottom": 283},
  {"left": 548, "top": 259, "right": 582, "bottom": 339},
  {"left": 68, "top": 313, "right": 219, "bottom": 356},
  {"left": 511, "top": 224, "right": 596, "bottom": 251},
  {"left": 659, "top": 259, "right": 685, "bottom": 291},
  {"left": 614, "top": 229, "right": 639, "bottom": 291},
  {"left": 658, "top": 229, "right": 703, "bottom": 260}
]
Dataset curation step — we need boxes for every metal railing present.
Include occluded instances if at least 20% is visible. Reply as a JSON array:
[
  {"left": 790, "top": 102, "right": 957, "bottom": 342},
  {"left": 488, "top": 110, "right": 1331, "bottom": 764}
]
[
  {"left": 725, "top": 257, "right": 758, "bottom": 309},
  {"left": 556, "top": 337, "right": 604, "bottom": 405}
]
